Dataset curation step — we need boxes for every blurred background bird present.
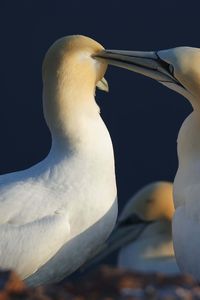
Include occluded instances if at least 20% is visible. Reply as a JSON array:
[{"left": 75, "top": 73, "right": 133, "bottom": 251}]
[{"left": 83, "top": 181, "right": 180, "bottom": 275}]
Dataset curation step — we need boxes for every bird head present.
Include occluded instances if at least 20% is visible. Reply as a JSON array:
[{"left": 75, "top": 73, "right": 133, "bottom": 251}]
[
  {"left": 43, "top": 35, "right": 109, "bottom": 95},
  {"left": 157, "top": 47, "right": 200, "bottom": 102},
  {"left": 119, "top": 181, "right": 174, "bottom": 224},
  {"left": 82, "top": 181, "right": 175, "bottom": 269},
  {"left": 95, "top": 47, "right": 200, "bottom": 107},
  {"left": 42, "top": 35, "right": 110, "bottom": 138}
]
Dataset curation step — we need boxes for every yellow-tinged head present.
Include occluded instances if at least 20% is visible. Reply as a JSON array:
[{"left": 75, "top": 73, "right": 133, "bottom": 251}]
[
  {"left": 42, "top": 35, "right": 108, "bottom": 140},
  {"left": 119, "top": 181, "right": 174, "bottom": 223},
  {"left": 43, "top": 35, "right": 107, "bottom": 93}
]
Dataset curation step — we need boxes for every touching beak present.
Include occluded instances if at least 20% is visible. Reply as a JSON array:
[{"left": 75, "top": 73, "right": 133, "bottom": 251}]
[{"left": 94, "top": 50, "right": 183, "bottom": 89}]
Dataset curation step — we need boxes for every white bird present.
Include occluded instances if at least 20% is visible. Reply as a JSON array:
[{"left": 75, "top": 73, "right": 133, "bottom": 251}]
[
  {"left": 95, "top": 47, "right": 200, "bottom": 279},
  {"left": 0, "top": 35, "right": 118, "bottom": 286},
  {"left": 83, "top": 181, "right": 179, "bottom": 274}
]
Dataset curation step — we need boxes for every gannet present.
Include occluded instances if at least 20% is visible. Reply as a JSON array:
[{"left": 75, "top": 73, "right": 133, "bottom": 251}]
[
  {"left": 83, "top": 182, "right": 179, "bottom": 274},
  {"left": 0, "top": 35, "right": 118, "bottom": 286},
  {"left": 95, "top": 47, "right": 200, "bottom": 279}
]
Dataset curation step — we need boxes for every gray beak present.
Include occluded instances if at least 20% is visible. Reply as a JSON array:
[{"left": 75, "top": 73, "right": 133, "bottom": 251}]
[{"left": 95, "top": 50, "right": 184, "bottom": 89}]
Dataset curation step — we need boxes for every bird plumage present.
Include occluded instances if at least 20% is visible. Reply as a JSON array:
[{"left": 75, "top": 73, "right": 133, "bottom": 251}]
[
  {"left": 96, "top": 46, "right": 200, "bottom": 279},
  {"left": 0, "top": 35, "right": 117, "bottom": 286},
  {"left": 82, "top": 182, "right": 179, "bottom": 275}
]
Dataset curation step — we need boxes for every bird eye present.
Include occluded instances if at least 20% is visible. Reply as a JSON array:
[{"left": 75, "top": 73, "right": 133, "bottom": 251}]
[
  {"left": 168, "top": 64, "right": 174, "bottom": 76},
  {"left": 146, "top": 198, "right": 153, "bottom": 204},
  {"left": 156, "top": 52, "right": 174, "bottom": 77}
]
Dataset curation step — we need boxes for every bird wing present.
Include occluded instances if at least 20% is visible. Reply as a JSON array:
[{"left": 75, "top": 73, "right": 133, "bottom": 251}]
[
  {"left": 81, "top": 222, "right": 148, "bottom": 271},
  {"left": 0, "top": 167, "right": 55, "bottom": 224},
  {"left": 0, "top": 209, "right": 70, "bottom": 279}
]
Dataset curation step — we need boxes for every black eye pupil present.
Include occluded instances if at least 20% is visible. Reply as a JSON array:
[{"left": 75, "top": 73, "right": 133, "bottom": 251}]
[
  {"left": 155, "top": 53, "right": 174, "bottom": 76},
  {"left": 168, "top": 64, "right": 174, "bottom": 75}
]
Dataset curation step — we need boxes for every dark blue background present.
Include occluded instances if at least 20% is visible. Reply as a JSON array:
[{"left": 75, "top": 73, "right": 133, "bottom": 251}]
[{"left": 0, "top": 1, "right": 196, "bottom": 216}]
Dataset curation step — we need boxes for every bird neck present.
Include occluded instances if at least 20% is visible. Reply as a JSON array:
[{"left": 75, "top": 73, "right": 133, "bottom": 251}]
[
  {"left": 42, "top": 76, "right": 102, "bottom": 152},
  {"left": 177, "top": 110, "right": 200, "bottom": 161},
  {"left": 142, "top": 220, "right": 172, "bottom": 239}
]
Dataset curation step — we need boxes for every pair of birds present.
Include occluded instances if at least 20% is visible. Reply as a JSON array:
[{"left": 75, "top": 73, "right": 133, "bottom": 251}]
[{"left": 0, "top": 35, "right": 199, "bottom": 285}]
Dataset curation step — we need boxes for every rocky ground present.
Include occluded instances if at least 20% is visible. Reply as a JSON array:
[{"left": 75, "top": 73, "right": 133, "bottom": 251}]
[{"left": 1, "top": 266, "right": 200, "bottom": 300}]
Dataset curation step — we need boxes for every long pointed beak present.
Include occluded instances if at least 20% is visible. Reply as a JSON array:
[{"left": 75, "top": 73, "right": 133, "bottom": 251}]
[{"left": 95, "top": 50, "right": 183, "bottom": 88}]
